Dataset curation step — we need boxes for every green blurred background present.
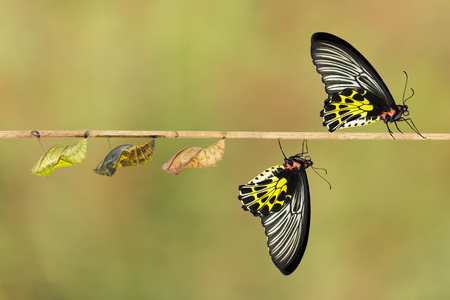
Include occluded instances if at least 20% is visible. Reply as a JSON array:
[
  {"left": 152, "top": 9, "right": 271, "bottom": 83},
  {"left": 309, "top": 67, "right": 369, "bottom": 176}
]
[{"left": 0, "top": 1, "right": 449, "bottom": 299}]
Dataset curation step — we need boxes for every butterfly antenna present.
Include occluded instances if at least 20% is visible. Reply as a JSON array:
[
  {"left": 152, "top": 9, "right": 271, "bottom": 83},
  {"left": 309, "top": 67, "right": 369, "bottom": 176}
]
[
  {"left": 402, "top": 71, "right": 408, "bottom": 105},
  {"left": 404, "top": 88, "right": 415, "bottom": 104},
  {"left": 402, "top": 71, "right": 415, "bottom": 104},
  {"left": 278, "top": 139, "right": 287, "bottom": 159},
  {"left": 107, "top": 136, "right": 112, "bottom": 150},
  {"left": 311, "top": 166, "right": 332, "bottom": 190}
]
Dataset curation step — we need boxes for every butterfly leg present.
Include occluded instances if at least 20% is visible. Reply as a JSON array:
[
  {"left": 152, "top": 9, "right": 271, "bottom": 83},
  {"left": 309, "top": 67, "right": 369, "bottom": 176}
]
[
  {"left": 385, "top": 123, "right": 396, "bottom": 140},
  {"left": 394, "top": 121, "right": 404, "bottom": 134},
  {"left": 277, "top": 139, "right": 288, "bottom": 159},
  {"left": 402, "top": 118, "right": 427, "bottom": 139},
  {"left": 300, "top": 140, "right": 309, "bottom": 156}
]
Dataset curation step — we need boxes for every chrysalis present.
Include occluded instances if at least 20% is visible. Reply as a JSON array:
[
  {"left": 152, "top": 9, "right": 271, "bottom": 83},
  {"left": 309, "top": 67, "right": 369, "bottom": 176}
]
[
  {"left": 31, "top": 139, "right": 87, "bottom": 177},
  {"left": 94, "top": 139, "right": 155, "bottom": 177},
  {"left": 161, "top": 139, "right": 225, "bottom": 175}
]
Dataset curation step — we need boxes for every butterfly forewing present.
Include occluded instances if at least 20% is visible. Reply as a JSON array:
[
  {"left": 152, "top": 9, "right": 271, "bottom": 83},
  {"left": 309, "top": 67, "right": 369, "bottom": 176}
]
[
  {"left": 311, "top": 32, "right": 395, "bottom": 107},
  {"left": 261, "top": 166, "right": 310, "bottom": 275}
]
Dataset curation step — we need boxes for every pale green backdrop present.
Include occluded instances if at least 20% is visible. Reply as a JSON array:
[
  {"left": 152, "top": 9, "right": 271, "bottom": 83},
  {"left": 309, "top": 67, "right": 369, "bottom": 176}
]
[{"left": 0, "top": 1, "right": 449, "bottom": 299}]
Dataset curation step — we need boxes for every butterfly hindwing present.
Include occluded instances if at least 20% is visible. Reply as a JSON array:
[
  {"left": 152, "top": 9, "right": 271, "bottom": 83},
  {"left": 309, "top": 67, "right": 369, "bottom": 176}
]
[
  {"left": 239, "top": 165, "right": 292, "bottom": 216},
  {"left": 320, "top": 88, "right": 389, "bottom": 131}
]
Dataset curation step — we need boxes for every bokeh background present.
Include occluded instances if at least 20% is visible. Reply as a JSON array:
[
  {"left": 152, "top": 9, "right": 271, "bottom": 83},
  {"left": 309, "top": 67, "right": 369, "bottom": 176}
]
[{"left": 0, "top": 1, "right": 449, "bottom": 299}]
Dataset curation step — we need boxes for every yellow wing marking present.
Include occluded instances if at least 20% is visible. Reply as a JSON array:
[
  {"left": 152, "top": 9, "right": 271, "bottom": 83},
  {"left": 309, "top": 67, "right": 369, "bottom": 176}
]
[
  {"left": 321, "top": 89, "right": 381, "bottom": 130},
  {"left": 239, "top": 165, "right": 290, "bottom": 215}
]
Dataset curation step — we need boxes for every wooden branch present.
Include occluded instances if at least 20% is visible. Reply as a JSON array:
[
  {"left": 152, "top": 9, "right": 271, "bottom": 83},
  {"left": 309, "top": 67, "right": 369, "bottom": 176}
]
[{"left": 0, "top": 130, "right": 448, "bottom": 140}]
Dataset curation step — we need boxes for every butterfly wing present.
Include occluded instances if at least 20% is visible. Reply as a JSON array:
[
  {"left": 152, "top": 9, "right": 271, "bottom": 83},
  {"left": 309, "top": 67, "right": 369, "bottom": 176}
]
[
  {"left": 311, "top": 32, "right": 397, "bottom": 131},
  {"left": 311, "top": 32, "right": 395, "bottom": 105},
  {"left": 239, "top": 165, "right": 293, "bottom": 216},
  {"left": 320, "top": 88, "right": 387, "bottom": 131},
  {"left": 260, "top": 166, "right": 310, "bottom": 275}
]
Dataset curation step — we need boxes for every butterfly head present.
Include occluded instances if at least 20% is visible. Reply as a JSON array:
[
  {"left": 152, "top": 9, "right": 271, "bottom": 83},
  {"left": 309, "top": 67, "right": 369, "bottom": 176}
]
[
  {"left": 284, "top": 155, "right": 313, "bottom": 170},
  {"left": 393, "top": 104, "right": 409, "bottom": 121},
  {"left": 401, "top": 105, "right": 410, "bottom": 116}
]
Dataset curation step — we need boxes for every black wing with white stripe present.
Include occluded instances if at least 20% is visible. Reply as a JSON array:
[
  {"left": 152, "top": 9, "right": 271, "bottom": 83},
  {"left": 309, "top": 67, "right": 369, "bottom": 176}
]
[
  {"left": 260, "top": 166, "right": 310, "bottom": 275},
  {"left": 311, "top": 32, "right": 396, "bottom": 107}
]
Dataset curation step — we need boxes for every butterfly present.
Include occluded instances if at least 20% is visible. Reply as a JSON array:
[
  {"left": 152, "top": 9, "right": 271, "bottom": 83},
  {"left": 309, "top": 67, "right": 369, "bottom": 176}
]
[
  {"left": 311, "top": 32, "right": 424, "bottom": 139},
  {"left": 238, "top": 141, "right": 312, "bottom": 275}
]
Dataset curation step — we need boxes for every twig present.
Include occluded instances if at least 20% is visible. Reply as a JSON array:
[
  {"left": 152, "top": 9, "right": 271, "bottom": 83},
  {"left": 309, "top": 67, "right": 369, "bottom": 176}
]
[{"left": 0, "top": 130, "right": 448, "bottom": 140}]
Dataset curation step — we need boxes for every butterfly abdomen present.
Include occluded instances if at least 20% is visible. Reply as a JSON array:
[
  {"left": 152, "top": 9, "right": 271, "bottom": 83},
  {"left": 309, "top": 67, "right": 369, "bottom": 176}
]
[
  {"left": 284, "top": 161, "right": 301, "bottom": 169},
  {"left": 379, "top": 109, "right": 396, "bottom": 123}
]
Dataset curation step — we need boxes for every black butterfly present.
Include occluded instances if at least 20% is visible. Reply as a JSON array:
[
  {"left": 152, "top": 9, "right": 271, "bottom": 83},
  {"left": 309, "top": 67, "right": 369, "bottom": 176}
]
[
  {"left": 238, "top": 142, "right": 312, "bottom": 275},
  {"left": 311, "top": 32, "right": 424, "bottom": 139}
]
